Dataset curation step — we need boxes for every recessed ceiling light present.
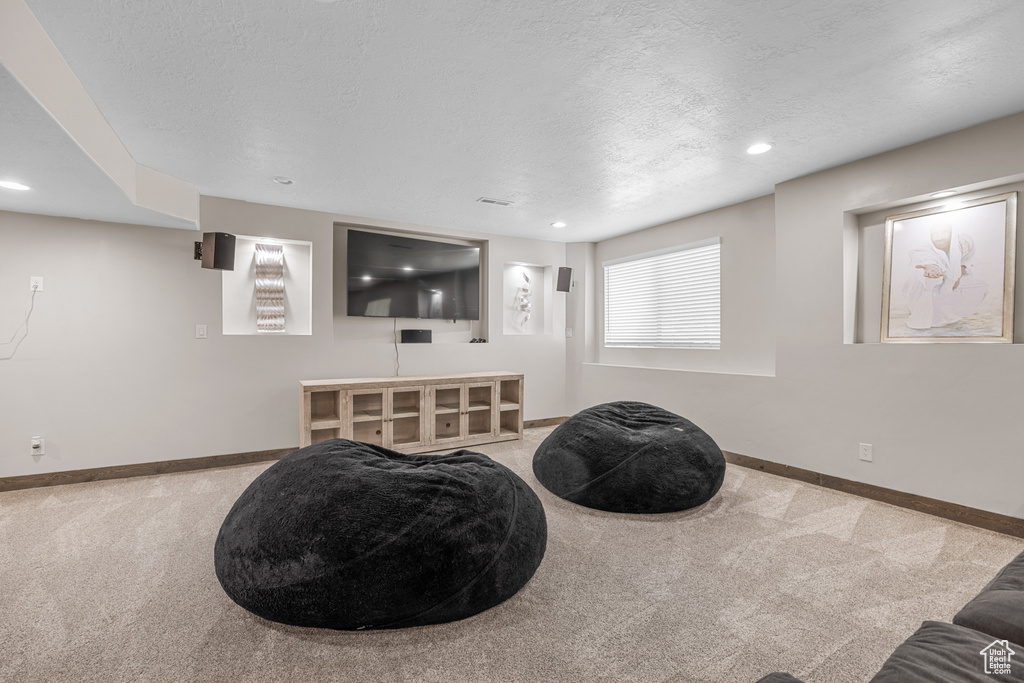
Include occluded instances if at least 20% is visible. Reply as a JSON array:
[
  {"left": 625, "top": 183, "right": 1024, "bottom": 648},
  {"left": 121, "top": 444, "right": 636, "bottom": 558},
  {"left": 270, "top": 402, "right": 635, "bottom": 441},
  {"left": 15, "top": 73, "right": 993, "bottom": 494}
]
[
  {"left": 0, "top": 180, "right": 31, "bottom": 191},
  {"left": 930, "top": 190, "right": 958, "bottom": 198},
  {"left": 272, "top": 176, "right": 293, "bottom": 185},
  {"left": 746, "top": 142, "right": 774, "bottom": 155},
  {"left": 403, "top": 266, "right": 413, "bottom": 272},
  {"left": 362, "top": 275, "right": 371, "bottom": 281},
  {"left": 551, "top": 221, "right": 567, "bottom": 228}
]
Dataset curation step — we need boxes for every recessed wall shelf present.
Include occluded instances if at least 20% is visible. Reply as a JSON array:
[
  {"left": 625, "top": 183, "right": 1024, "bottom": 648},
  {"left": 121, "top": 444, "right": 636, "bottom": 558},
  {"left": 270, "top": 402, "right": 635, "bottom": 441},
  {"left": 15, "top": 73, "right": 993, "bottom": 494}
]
[{"left": 222, "top": 235, "right": 312, "bottom": 335}]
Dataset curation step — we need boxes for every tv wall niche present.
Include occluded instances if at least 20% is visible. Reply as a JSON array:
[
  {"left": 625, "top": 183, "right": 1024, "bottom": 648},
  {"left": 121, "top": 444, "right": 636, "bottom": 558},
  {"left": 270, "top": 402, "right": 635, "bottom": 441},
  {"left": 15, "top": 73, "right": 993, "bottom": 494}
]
[
  {"left": 332, "top": 224, "right": 488, "bottom": 343},
  {"left": 347, "top": 229, "right": 480, "bottom": 321}
]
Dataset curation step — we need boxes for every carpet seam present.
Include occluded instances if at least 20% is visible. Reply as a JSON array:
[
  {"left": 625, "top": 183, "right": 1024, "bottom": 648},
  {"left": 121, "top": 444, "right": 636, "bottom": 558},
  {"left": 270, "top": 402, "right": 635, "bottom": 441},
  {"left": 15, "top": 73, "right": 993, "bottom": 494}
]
[
  {"left": 379, "top": 460, "right": 524, "bottom": 629},
  {"left": 559, "top": 438, "right": 668, "bottom": 500}
]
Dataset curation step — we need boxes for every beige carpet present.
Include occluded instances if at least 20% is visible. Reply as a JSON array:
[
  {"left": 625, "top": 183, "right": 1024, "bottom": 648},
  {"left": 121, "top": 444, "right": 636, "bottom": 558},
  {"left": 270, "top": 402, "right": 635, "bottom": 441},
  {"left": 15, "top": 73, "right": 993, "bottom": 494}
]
[{"left": 1, "top": 427, "right": 1021, "bottom": 683}]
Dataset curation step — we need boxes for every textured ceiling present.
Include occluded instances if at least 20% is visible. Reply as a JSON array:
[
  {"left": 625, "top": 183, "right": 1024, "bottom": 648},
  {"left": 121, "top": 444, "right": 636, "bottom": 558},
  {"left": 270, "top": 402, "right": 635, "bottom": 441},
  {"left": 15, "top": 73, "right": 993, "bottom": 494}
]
[
  {"left": 0, "top": 64, "right": 193, "bottom": 230},
  {"left": 6, "top": 0, "right": 1024, "bottom": 241}
]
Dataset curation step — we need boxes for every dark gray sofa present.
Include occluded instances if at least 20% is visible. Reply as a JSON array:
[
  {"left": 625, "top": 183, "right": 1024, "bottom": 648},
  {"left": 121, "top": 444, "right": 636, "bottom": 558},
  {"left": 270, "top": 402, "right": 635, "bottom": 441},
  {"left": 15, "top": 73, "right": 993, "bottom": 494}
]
[{"left": 756, "top": 549, "right": 1024, "bottom": 682}]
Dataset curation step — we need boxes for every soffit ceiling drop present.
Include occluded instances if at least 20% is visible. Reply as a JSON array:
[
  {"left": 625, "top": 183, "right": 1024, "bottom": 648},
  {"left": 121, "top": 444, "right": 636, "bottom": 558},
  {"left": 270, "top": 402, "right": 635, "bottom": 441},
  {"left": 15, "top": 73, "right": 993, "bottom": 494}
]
[
  {"left": 0, "top": 64, "right": 194, "bottom": 230},
  {"left": 8, "top": 0, "right": 1024, "bottom": 241}
]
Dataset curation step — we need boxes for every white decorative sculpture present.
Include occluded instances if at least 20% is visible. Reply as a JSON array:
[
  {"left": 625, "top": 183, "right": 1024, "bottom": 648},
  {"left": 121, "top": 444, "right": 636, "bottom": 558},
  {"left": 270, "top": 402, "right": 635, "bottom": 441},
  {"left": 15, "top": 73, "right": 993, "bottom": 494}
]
[
  {"left": 255, "top": 242, "right": 285, "bottom": 333},
  {"left": 515, "top": 271, "right": 532, "bottom": 331}
]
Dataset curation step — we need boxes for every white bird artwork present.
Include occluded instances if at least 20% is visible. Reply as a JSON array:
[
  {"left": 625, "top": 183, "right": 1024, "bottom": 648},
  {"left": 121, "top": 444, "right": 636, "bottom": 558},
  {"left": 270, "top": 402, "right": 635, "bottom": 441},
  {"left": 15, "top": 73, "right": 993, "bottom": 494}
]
[{"left": 515, "top": 272, "right": 532, "bottom": 330}]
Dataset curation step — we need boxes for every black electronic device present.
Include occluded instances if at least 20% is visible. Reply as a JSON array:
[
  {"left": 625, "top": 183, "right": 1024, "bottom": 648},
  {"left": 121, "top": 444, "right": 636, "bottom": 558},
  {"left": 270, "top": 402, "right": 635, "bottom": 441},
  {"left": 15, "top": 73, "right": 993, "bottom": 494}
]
[
  {"left": 556, "top": 266, "right": 573, "bottom": 292},
  {"left": 347, "top": 230, "right": 480, "bottom": 320},
  {"left": 401, "top": 329, "right": 432, "bottom": 344},
  {"left": 197, "top": 232, "right": 236, "bottom": 271}
]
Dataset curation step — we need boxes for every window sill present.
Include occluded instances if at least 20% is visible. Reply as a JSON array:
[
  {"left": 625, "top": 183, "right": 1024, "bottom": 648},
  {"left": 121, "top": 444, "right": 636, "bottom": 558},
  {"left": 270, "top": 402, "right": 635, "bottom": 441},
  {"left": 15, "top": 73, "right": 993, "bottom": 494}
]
[{"left": 581, "top": 362, "right": 775, "bottom": 378}]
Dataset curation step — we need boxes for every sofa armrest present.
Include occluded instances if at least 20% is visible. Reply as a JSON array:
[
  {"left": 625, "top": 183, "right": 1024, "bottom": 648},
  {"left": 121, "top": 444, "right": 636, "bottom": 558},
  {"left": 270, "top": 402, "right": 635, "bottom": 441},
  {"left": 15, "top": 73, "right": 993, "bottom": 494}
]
[
  {"left": 954, "top": 548, "right": 1024, "bottom": 644},
  {"left": 868, "top": 621, "right": 1023, "bottom": 683},
  {"left": 954, "top": 590, "right": 1024, "bottom": 646},
  {"left": 969, "top": 548, "right": 1024, "bottom": 598}
]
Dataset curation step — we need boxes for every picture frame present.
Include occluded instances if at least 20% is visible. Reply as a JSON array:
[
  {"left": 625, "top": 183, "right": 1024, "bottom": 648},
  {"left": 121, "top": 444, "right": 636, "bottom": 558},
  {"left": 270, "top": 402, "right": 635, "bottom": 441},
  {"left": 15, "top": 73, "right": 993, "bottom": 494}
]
[{"left": 880, "top": 191, "right": 1017, "bottom": 343}]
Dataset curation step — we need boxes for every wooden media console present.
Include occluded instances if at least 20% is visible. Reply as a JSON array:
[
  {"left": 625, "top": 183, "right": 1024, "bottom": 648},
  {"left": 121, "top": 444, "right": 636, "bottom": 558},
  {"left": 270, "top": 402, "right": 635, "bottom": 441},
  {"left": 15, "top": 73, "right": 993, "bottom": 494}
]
[{"left": 300, "top": 372, "right": 524, "bottom": 453}]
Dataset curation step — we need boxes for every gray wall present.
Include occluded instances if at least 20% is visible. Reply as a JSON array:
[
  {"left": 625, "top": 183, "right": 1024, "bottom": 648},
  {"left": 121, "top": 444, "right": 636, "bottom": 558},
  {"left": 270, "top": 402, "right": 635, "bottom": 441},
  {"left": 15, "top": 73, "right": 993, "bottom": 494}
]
[
  {"left": 0, "top": 197, "right": 567, "bottom": 477},
  {"left": 5, "top": 112, "right": 1024, "bottom": 522},
  {"left": 595, "top": 194, "right": 776, "bottom": 377},
  {"left": 576, "top": 112, "right": 1024, "bottom": 519}
]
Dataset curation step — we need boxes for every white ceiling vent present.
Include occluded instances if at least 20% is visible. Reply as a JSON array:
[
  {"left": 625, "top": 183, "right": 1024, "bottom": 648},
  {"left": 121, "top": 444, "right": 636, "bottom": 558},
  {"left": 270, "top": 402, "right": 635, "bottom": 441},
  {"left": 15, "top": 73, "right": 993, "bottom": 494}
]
[{"left": 477, "top": 197, "right": 514, "bottom": 207}]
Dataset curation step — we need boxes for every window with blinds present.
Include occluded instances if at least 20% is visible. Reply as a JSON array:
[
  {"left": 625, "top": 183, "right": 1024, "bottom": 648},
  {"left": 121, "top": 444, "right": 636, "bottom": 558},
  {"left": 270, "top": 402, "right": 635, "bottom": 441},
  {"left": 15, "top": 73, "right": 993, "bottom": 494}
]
[{"left": 604, "top": 238, "right": 720, "bottom": 349}]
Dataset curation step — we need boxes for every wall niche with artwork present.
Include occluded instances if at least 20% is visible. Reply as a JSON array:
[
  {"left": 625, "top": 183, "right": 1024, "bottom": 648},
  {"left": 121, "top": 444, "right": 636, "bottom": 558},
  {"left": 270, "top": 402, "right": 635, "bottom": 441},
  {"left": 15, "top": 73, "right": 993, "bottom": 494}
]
[
  {"left": 502, "top": 263, "right": 552, "bottom": 336},
  {"left": 222, "top": 235, "right": 313, "bottom": 335},
  {"left": 846, "top": 182, "right": 1024, "bottom": 344}
]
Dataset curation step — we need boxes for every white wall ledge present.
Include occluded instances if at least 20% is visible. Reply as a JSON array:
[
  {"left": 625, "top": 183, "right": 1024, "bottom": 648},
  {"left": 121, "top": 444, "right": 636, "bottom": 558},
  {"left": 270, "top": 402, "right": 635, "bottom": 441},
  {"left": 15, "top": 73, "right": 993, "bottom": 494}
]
[{"left": 581, "top": 362, "right": 775, "bottom": 378}]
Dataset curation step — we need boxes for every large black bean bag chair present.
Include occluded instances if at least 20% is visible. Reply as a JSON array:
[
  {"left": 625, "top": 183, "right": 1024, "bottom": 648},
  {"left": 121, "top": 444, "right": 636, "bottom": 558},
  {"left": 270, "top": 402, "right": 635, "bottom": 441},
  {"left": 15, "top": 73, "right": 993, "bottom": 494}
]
[
  {"left": 215, "top": 439, "right": 547, "bottom": 630},
  {"left": 533, "top": 401, "right": 725, "bottom": 513}
]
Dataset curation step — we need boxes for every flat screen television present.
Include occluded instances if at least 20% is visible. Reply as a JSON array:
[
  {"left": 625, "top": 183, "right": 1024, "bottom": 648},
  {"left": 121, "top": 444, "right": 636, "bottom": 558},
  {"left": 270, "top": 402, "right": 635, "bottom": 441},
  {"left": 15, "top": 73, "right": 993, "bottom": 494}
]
[{"left": 347, "top": 229, "right": 481, "bottom": 320}]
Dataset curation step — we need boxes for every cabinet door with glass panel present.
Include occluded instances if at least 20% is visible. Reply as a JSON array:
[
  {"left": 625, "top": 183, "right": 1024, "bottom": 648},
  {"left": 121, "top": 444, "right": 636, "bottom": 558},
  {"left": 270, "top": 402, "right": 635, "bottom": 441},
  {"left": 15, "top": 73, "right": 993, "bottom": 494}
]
[
  {"left": 388, "top": 386, "right": 425, "bottom": 449},
  {"left": 430, "top": 383, "right": 465, "bottom": 446},
  {"left": 346, "top": 387, "right": 425, "bottom": 449},
  {"left": 429, "top": 381, "right": 497, "bottom": 445},
  {"left": 348, "top": 388, "right": 387, "bottom": 446},
  {"left": 465, "top": 381, "right": 496, "bottom": 439}
]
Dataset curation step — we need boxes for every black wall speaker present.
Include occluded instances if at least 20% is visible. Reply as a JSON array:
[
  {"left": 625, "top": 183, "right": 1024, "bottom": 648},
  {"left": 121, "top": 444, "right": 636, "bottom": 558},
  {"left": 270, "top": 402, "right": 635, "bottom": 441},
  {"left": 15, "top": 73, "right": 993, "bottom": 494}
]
[
  {"left": 401, "top": 329, "right": 432, "bottom": 344},
  {"left": 200, "top": 232, "right": 236, "bottom": 271},
  {"left": 556, "top": 266, "right": 573, "bottom": 292}
]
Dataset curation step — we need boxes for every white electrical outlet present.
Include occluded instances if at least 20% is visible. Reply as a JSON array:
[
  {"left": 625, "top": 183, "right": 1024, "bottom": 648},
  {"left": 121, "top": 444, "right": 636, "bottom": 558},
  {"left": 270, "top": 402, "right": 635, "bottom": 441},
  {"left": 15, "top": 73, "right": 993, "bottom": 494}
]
[
  {"left": 859, "top": 443, "right": 873, "bottom": 462},
  {"left": 31, "top": 436, "right": 44, "bottom": 456},
  {"left": 565, "top": 328, "right": 573, "bottom": 338},
  {"left": 196, "top": 324, "right": 208, "bottom": 339},
  {"left": 30, "top": 276, "right": 44, "bottom": 292}
]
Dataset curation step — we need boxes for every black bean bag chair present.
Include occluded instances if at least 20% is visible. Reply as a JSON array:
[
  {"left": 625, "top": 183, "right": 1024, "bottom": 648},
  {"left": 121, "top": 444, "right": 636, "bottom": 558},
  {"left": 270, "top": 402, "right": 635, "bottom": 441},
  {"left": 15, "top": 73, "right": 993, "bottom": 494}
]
[
  {"left": 214, "top": 439, "right": 547, "bottom": 630},
  {"left": 532, "top": 401, "right": 725, "bottom": 513}
]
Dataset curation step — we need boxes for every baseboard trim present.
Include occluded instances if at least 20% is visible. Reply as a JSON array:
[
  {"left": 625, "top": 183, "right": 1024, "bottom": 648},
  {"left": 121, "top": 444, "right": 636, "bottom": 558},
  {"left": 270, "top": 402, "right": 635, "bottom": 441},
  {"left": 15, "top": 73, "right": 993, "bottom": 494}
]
[
  {"left": 524, "top": 417, "right": 568, "bottom": 428},
  {"left": 0, "top": 447, "right": 297, "bottom": 494},
  {"left": 0, "top": 421, "right": 569, "bottom": 493},
  {"left": 4, "top": 439, "right": 1019, "bottom": 538},
  {"left": 724, "top": 451, "right": 1024, "bottom": 539}
]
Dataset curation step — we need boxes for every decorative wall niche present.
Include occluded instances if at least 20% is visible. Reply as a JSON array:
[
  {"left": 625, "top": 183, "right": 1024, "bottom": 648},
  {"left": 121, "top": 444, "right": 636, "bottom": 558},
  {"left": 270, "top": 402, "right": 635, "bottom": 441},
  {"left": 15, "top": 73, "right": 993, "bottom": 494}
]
[
  {"left": 222, "top": 235, "right": 313, "bottom": 335},
  {"left": 844, "top": 179, "right": 1024, "bottom": 344},
  {"left": 502, "top": 263, "right": 551, "bottom": 336}
]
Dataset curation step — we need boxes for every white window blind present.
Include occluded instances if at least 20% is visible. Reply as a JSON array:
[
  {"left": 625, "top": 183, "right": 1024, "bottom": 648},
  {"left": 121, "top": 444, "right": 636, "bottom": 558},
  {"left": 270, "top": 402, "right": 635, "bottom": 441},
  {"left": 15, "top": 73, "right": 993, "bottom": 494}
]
[{"left": 604, "top": 238, "right": 720, "bottom": 349}]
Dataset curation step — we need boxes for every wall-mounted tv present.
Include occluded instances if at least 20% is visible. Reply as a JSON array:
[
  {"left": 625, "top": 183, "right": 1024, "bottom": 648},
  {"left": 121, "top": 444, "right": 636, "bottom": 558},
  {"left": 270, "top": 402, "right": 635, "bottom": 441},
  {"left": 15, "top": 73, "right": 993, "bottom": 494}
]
[{"left": 347, "top": 229, "right": 481, "bottom": 320}]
